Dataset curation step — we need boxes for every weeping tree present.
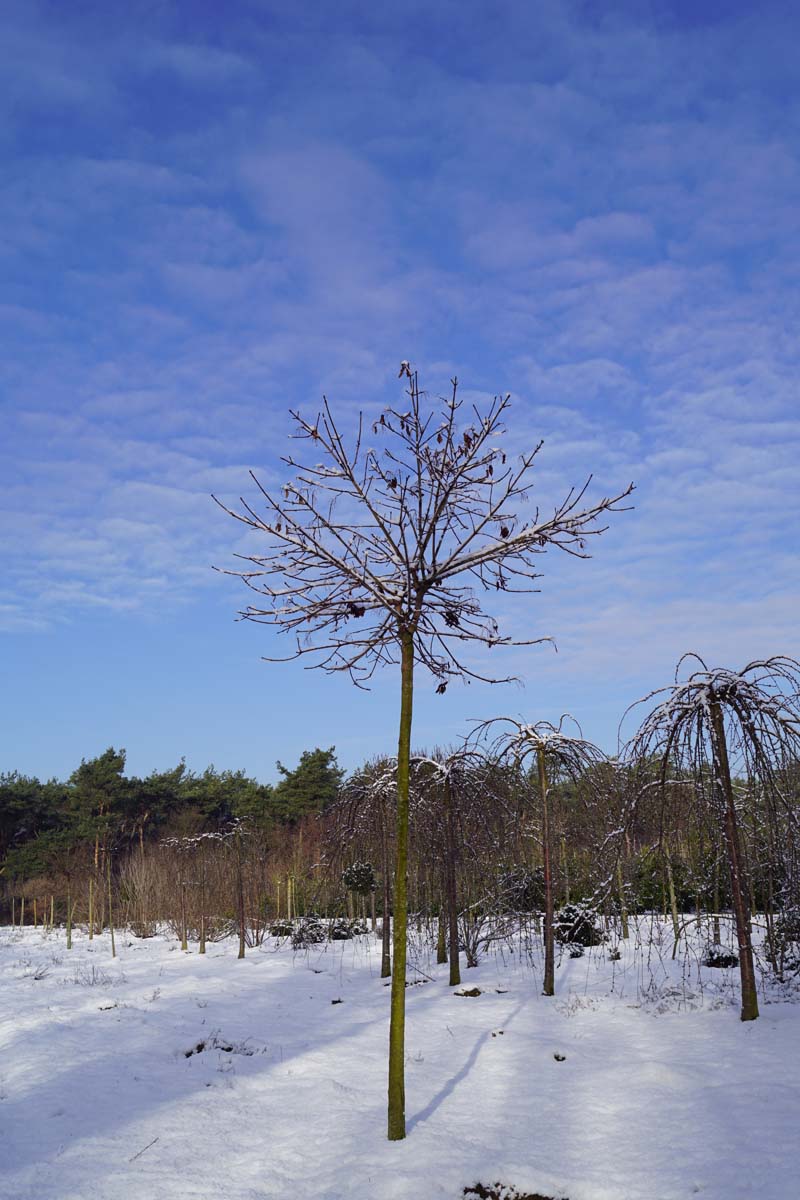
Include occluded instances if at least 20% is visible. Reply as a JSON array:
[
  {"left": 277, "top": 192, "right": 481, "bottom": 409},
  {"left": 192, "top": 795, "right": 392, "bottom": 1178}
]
[
  {"left": 479, "top": 717, "right": 608, "bottom": 994},
  {"left": 410, "top": 750, "right": 477, "bottom": 987},
  {"left": 625, "top": 655, "right": 800, "bottom": 1022},
  {"left": 213, "top": 363, "right": 632, "bottom": 1139}
]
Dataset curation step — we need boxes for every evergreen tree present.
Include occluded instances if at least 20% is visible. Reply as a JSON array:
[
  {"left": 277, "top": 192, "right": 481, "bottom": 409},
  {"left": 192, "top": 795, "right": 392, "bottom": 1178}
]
[
  {"left": 273, "top": 748, "right": 344, "bottom": 822},
  {"left": 67, "top": 747, "right": 128, "bottom": 865}
]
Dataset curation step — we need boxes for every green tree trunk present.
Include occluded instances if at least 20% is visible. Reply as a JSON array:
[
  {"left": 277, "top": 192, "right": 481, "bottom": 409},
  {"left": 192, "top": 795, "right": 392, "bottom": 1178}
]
[
  {"left": 236, "top": 831, "right": 246, "bottom": 959},
  {"left": 436, "top": 908, "right": 447, "bottom": 964},
  {"left": 180, "top": 879, "right": 188, "bottom": 952},
  {"left": 380, "top": 805, "right": 392, "bottom": 979},
  {"left": 199, "top": 845, "right": 207, "bottom": 955},
  {"left": 665, "top": 848, "right": 681, "bottom": 942},
  {"left": 388, "top": 630, "right": 414, "bottom": 1140},
  {"left": 106, "top": 855, "right": 116, "bottom": 959},
  {"left": 538, "top": 746, "right": 555, "bottom": 997}
]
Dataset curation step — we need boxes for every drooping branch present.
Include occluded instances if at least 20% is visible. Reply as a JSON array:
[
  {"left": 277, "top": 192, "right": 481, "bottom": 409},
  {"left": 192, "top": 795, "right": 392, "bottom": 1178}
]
[{"left": 622, "top": 655, "right": 800, "bottom": 1021}]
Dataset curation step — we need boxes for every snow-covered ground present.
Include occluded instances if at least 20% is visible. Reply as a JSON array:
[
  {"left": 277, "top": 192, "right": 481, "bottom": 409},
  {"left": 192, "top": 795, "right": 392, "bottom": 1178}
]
[{"left": 1, "top": 920, "right": 798, "bottom": 1200}]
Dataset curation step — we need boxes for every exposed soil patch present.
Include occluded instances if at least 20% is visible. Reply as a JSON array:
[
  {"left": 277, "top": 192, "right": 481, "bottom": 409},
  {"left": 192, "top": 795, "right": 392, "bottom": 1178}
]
[
  {"left": 464, "top": 1184, "right": 566, "bottom": 1200},
  {"left": 703, "top": 944, "right": 739, "bottom": 968},
  {"left": 184, "top": 1032, "right": 256, "bottom": 1058}
]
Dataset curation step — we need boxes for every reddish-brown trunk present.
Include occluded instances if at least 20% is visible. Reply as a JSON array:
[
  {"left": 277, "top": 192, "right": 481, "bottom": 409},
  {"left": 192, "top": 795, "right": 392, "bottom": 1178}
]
[
  {"left": 709, "top": 696, "right": 758, "bottom": 1021},
  {"left": 538, "top": 746, "right": 555, "bottom": 996},
  {"left": 443, "top": 773, "right": 461, "bottom": 987}
]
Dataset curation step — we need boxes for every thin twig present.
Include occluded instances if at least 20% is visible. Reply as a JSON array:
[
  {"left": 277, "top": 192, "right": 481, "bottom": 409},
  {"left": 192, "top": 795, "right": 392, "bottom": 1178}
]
[{"left": 129, "top": 1136, "right": 159, "bottom": 1163}]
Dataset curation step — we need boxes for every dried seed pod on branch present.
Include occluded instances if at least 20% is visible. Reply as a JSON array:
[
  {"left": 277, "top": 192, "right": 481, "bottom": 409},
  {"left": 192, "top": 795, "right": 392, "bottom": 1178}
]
[{"left": 214, "top": 365, "right": 633, "bottom": 1139}]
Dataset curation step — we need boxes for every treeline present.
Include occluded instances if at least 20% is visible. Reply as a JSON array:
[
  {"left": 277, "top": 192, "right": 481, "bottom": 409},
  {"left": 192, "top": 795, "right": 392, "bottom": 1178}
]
[
  {"left": 4, "top": 740, "right": 797, "bottom": 936},
  {"left": 3, "top": 734, "right": 799, "bottom": 1005},
  {"left": 0, "top": 745, "right": 344, "bottom": 881}
]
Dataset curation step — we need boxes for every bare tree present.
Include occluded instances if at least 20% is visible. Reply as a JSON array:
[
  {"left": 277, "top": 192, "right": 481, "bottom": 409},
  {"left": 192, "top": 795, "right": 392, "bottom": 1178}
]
[
  {"left": 214, "top": 364, "right": 632, "bottom": 1139},
  {"left": 624, "top": 655, "right": 800, "bottom": 1021}
]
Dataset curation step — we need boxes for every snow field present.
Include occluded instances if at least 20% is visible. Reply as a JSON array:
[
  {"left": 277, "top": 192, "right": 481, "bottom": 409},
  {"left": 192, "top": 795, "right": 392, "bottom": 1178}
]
[{"left": 1, "top": 921, "right": 798, "bottom": 1200}]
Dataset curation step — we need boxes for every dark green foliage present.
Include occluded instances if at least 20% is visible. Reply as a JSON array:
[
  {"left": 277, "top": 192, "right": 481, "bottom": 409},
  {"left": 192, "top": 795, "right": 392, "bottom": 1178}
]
[
  {"left": 497, "top": 865, "right": 544, "bottom": 912},
  {"left": 5, "top": 823, "right": 83, "bottom": 883},
  {"left": 329, "top": 918, "right": 367, "bottom": 940},
  {"left": 553, "top": 902, "right": 604, "bottom": 946},
  {"left": 770, "top": 906, "right": 800, "bottom": 976},
  {"left": 703, "top": 944, "right": 739, "bottom": 968},
  {"left": 179, "top": 766, "right": 273, "bottom": 832},
  {"left": 274, "top": 747, "right": 344, "bottom": 822},
  {"left": 270, "top": 920, "right": 295, "bottom": 938},
  {"left": 0, "top": 772, "right": 59, "bottom": 862},
  {"left": 0, "top": 746, "right": 333, "bottom": 877},
  {"left": 630, "top": 852, "right": 663, "bottom": 912},
  {"left": 342, "top": 860, "right": 376, "bottom": 895},
  {"left": 774, "top": 904, "right": 800, "bottom": 939},
  {"left": 683, "top": 845, "right": 727, "bottom": 910},
  {"left": 68, "top": 747, "right": 128, "bottom": 846},
  {"left": 291, "top": 916, "right": 326, "bottom": 948},
  {"left": 123, "top": 761, "right": 189, "bottom": 841},
  {"left": 630, "top": 849, "right": 696, "bottom": 913}
]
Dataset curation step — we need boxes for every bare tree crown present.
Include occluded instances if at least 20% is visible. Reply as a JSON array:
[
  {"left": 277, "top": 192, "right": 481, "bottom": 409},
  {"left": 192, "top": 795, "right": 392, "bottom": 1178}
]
[
  {"left": 213, "top": 368, "right": 633, "bottom": 688},
  {"left": 623, "top": 654, "right": 800, "bottom": 809}
]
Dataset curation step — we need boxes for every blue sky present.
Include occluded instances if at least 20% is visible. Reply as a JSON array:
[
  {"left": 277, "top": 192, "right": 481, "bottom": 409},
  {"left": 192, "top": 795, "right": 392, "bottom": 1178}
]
[{"left": 2, "top": 0, "right": 799, "bottom": 783}]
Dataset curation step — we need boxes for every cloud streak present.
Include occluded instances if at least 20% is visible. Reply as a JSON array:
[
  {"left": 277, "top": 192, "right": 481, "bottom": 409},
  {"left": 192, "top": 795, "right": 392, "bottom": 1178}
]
[{"left": 2, "top": 0, "right": 798, "bottom": 777}]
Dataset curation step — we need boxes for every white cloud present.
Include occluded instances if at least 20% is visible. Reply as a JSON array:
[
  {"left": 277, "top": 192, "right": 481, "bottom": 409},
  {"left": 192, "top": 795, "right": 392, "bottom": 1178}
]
[
  {"left": 143, "top": 42, "right": 254, "bottom": 85},
  {"left": 2, "top": 3, "right": 798, "bottom": 783}
]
